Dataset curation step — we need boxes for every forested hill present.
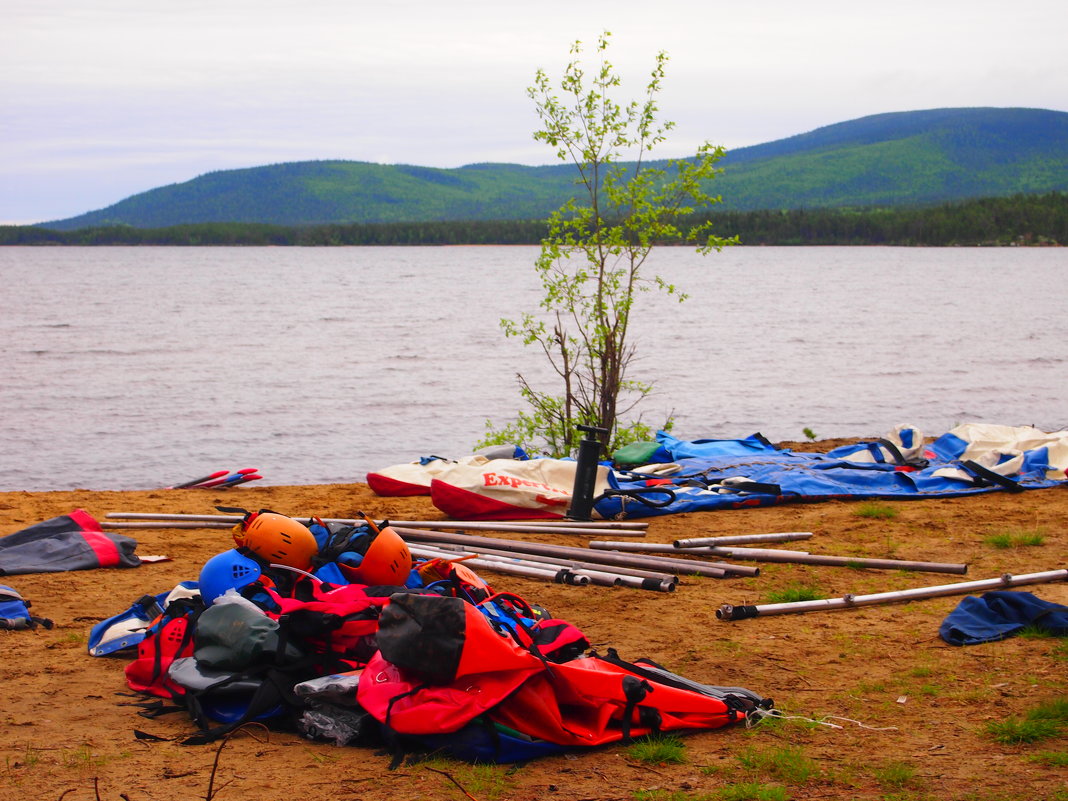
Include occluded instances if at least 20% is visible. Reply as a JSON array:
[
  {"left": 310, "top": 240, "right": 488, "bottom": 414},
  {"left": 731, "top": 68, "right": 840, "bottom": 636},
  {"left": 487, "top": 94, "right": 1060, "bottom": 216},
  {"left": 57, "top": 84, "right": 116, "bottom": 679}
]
[{"left": 41, "top": 107, "right": 1068, "bottom": 230}]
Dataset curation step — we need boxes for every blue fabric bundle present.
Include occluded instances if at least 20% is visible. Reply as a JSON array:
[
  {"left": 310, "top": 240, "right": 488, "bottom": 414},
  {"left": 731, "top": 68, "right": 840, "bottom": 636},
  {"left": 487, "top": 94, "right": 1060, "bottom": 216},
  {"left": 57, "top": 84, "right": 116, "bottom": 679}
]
[
  {"left": 594, "top": 428, "right": 1067, "bottom": 519},
  {"left": 0, "top": 584, "right": 53, "bottom": 630},
  {"left": 939, "top": 591, "right": 1068, "bottom": 646}
]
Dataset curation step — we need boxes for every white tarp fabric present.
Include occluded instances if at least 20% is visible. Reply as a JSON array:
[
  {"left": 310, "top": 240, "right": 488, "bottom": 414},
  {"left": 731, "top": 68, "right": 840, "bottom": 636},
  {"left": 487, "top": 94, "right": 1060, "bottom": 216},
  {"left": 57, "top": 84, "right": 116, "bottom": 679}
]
[
  {"left": 428, "top": 458, "right": 611, "bottom": 520},
  {"left": 367, "top": 455, "right": 489, "bottom": 496},
  {"left": 828, "top": 425, "right": 928, "bottom": 466},
  {"left": 935, "top": 423, "right": 1068, "bottom": 482}
]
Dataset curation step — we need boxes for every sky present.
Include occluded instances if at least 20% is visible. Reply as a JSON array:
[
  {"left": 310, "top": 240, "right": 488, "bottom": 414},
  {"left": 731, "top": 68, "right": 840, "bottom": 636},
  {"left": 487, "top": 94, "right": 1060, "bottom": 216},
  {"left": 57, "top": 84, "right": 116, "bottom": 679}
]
[{"left": 2, "top": 0, "right": 1066, "bottom": 224}]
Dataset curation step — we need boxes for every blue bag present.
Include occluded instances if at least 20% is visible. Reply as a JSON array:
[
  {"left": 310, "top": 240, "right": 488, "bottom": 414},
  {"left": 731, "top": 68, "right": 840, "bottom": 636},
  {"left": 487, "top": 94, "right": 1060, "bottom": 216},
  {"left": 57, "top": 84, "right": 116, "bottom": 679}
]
[
  {"left": 0, "top": 584, "right": 53, "bottom": 630},
  {"left": 939, "top": 591, "right": 1068, "bottom": 646}
]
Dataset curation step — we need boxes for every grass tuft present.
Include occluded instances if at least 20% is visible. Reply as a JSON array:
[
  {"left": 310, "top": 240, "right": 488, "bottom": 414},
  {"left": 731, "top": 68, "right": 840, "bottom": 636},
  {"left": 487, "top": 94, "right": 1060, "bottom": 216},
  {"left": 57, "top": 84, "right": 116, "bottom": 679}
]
[
  {"left": 1052, "top": 640, "right": 1068, "bottom": 662},
  {"left": 855, "top": 502, "right": 898, "bottom": 520},
  {"left": 985, "top": 717, "right": 1060, "bottom": 744},
  {"left": 985, "top": 699, "right": 1066, "bottom": 746},
  {"left": 1029, "top": 750, "right": 1068, "bottom": 767},
  {"left": 626, "top": 734, "right": 687, "bottom": 765},
  {"left": 765, "top": 583, "right": 825, "bottom": 604},
  {"left": 634, "top": 790, "right": 712, "bottom": 801},
  {"left": 1028, "top": 697, "right": 1068, "bottom": 723},
  {"left": 1017, "top": 624, "right": 1056, "bottom": 639},
  {"left": 421, "top": 758, "right": 515, "bottom": 800},
  {"left": 984, "top": 527, "right": 1047, "bottom": 549},
  {"left": 62, "top": 746, "right": 108, "bottom": 770},
  {"left": 718, "top": 782, "right": 790, "bottom": 801},
  {"left": 873, "top": 760, "right": 916, "bottom": 789},
  {"left": 735, "top": 745, "right": 819, "bottom": 784}
]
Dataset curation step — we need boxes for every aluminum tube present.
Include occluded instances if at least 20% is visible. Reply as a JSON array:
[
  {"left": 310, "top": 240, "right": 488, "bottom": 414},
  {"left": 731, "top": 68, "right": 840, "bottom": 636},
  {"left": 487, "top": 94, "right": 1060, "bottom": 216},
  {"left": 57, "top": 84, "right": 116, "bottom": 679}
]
[
  {"left": 102, "top": 521, "right": 235, "bottom": 529},
  {"left": 428, "top": 541, "right": 678, "bottom": 584},
  {"left": 546, "top": 567, "right": 620, "bottom": 588},
  {"left": 424, "top": 552, "right": 671, "bottom": 593},
  {"left": 592, "top": 540, "right": 967, "bottom": 576},
  {"left": 107, "top": 514, "right": 244, "bottom": 522},
  {"left": 597, "top": 573, "right": 676, "bottom": 593},
  {"left": 393, "top": 521, "right": 645, "bottom": 534},
  {"left": 105, "top": 512, "right": 648, "bottom": 535},
  {"left": 432, "top": 523, "right": 647, "bottom": 537},
  {"left": 393, "top": 527, "right": 748, "bottom": 578},
  {"left": 409, "top": 545, "right": 588, "bottom": 585},
  {"left": 673, "top": 532, "right": 813, "bottom": 548},
  {"left": 591, "top": 541, "right": 705, "bottom": 553},
  {"left": 590, "top": 540, "right": 784, "bottom": 557},
  {"left": 701, "top": 546, "right": 968, "bottom": 574},
  {"left": 413, "top": 542, "right": 603, "bottom": 585},
  {"left": 716, "top": 569, "right": 1068, "bottom": 620}
]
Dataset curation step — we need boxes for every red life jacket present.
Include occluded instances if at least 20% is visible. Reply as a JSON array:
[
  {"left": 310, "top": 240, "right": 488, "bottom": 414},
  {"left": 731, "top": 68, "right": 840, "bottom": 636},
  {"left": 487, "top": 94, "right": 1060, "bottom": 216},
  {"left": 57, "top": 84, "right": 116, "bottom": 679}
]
[
  {"left": 357, "top": 593, "right": 767, "bottom": 749},
  {"left": 124, "top": 597, "right": 205, "bottom": 699},
  {"left": 488, "top": 654, "right": 746, "bottom": 747},
  {"left": 262, "top": 581, "right": 396, "bottom": 671},
  {"left": 357, "top": 594, "right": 544, "bottom": 734}
]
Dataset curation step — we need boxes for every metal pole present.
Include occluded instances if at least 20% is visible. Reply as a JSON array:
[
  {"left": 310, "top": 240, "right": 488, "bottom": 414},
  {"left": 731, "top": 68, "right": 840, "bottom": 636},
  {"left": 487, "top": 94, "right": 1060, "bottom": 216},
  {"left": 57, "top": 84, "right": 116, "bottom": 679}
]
[
  {"left": 392, "top": 526, "right": 753, "bottom": 578},
  {"left": 415, "top": 543, "right": 672, "bottom": 591},
  {"left": 414, "top": 542, "right": 593, "bottom": 585},
  {"left": 673, "top": 532, "right": 813, "bottom": 548},
  {"left": 104, "top": 512, "right": 647, "bottom": 536},
  {"left": 428, "top": 541, "right": 678, "bottom": 584},
  {"left": 716, "top": 569, "right": 1068, "bottom": 621},
  {"left": 409, "top": 545, "right": 589, "bottom": 585},
  {"left": 591, "top": 537, "right": 809, "bottom": 553},
  {"left": 590, "top": 541, "right": 700, "bottom": 554},
  {"left": 699, "top": 546, "right": 968, "bottom": 574},
  {"left": 592, "top": 541, "right": 802, "bottom": 556},
  {"left": 102, "top": 521, "right": 234, "bottom": 529},
  {"left": 591, "top": 539, "right": 967, "bottom": 575}
]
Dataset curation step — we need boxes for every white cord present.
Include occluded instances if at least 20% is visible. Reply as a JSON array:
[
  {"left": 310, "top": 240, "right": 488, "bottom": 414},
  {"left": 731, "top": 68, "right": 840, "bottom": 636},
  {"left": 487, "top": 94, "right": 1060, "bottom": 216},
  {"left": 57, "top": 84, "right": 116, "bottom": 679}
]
[{"left": 746, "top": 706, "right": 897, "bottom": 732}]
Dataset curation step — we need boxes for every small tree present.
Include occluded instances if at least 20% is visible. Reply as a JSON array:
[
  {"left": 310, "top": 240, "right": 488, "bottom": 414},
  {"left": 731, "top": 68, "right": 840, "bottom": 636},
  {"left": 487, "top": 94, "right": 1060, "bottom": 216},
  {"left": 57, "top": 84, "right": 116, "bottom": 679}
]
[{"left": 483, "top": 32, "right": 735, "bottom": 457}]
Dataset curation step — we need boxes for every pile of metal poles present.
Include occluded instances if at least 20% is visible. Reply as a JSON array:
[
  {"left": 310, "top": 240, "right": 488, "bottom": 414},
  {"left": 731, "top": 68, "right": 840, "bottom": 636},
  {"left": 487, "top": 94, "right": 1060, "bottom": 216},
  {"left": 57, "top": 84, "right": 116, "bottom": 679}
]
[
  {"left": 104, "top": 512, "right": 759, "bottom": 593},
  {"left": 589, "top": 533, "right": 971, "bottom": 575},
  {"left": 390, "top": 526, "right": 759, "bottom": 591}
]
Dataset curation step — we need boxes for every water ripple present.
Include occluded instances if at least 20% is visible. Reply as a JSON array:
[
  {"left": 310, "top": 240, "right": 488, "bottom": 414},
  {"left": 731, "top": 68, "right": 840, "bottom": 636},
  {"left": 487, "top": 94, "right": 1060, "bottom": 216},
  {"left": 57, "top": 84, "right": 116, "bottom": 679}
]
[{"left": 0, "top": 245, "right": 1064, "bottom": 490}]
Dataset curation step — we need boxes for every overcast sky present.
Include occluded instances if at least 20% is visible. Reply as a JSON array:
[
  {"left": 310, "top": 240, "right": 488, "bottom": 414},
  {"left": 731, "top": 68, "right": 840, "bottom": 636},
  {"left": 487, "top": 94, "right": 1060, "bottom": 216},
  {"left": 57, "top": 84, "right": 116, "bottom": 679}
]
[{"left": 3, "top": 0, "right": 1065, "bottom": 224}]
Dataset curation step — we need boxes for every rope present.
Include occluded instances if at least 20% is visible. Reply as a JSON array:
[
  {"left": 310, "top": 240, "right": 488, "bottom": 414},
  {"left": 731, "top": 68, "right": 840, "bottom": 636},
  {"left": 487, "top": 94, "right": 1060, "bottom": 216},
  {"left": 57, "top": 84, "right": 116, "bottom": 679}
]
[{"left": 746, "top": 706, "right": 897, "bottom": 732}]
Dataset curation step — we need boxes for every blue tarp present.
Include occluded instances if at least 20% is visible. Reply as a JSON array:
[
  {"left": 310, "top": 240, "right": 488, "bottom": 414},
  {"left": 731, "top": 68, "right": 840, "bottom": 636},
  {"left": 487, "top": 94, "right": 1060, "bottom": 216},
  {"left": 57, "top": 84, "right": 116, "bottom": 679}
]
[
  {"left": 939, "top": 591, "right": 1068, "bottom": 645},
  {"left": 594, "top": 426, "right": 1067, "bottom": 519}
]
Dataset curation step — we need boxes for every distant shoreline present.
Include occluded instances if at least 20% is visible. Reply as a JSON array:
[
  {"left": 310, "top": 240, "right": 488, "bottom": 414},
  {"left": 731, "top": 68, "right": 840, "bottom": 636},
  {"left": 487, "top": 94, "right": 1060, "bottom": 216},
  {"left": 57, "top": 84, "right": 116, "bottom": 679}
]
[{"left": 2, "top": 191, "right": 1065, "bottom": 247}]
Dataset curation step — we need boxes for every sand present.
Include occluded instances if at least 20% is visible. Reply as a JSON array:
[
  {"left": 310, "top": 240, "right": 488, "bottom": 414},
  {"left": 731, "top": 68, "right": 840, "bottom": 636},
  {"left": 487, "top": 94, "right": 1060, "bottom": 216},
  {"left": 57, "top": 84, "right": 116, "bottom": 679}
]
[{"left": 1, "top": 449, "right": 1066, "bottom": 800}]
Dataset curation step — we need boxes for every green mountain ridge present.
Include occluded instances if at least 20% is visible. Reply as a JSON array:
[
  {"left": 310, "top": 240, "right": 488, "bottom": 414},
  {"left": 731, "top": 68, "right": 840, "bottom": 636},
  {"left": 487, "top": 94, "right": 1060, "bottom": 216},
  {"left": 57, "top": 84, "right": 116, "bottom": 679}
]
[{"left": 41, "top": 107, "right": 1068, "bottom": 230}]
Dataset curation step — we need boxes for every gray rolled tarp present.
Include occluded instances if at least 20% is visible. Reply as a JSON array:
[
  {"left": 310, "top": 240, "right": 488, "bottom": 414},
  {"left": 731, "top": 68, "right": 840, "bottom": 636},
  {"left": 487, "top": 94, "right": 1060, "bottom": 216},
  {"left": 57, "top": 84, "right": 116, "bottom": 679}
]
[{"left": 0, "top": 508, "right": 140, "bottom": 574}]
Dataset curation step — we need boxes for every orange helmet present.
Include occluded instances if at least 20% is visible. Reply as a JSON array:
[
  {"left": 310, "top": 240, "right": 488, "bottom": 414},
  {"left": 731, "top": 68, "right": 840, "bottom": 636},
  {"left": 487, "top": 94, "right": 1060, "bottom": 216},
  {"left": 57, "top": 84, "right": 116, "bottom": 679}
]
[
  {"left": 231, "top": 511, "right": 318, "bottom": 570},
  {"left": 344, "top": 526, "right": 412, "bottom": 586}
]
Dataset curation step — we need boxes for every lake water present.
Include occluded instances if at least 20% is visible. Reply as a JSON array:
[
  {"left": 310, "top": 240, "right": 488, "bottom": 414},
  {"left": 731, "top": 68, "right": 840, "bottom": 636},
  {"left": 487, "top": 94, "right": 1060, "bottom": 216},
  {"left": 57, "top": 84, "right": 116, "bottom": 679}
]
[{"left": 1, "top": 245, "right": 1064, "bottom": 491}]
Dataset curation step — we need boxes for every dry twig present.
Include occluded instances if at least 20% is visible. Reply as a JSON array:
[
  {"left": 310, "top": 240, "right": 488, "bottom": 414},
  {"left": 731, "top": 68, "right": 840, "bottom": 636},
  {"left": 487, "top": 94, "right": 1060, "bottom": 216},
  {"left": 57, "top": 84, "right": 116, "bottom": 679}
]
[{"left": 424, "top": 765, "right": 481, "bottom": 801}]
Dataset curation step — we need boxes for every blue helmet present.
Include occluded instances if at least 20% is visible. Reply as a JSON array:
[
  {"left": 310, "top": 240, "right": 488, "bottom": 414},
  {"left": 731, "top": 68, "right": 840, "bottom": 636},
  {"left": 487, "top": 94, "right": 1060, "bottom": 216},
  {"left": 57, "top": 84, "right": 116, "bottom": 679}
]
[{"left": 198, "top": 549, "right": 263, "bottom": 604}]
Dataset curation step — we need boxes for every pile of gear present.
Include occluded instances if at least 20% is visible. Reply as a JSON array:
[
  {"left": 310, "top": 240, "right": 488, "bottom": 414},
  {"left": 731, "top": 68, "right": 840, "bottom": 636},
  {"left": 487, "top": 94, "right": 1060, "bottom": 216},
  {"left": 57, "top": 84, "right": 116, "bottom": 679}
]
[{"left": 90, "top": 510, "right": 769, "bottom": 764}]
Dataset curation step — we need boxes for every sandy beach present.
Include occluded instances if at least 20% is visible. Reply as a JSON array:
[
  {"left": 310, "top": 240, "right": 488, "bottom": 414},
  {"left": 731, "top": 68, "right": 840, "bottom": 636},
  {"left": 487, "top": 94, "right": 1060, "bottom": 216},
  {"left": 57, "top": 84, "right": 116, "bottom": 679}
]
[{"left": 1, "top": 450, "right": 1065, "bottom": 800}]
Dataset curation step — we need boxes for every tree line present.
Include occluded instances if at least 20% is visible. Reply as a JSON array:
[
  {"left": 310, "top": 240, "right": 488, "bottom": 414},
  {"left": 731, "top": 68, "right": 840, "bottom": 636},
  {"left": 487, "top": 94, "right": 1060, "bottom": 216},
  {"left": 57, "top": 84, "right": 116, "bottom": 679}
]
[{"left": 2, "top": 192, "right": 1064, "bottom": 247}]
